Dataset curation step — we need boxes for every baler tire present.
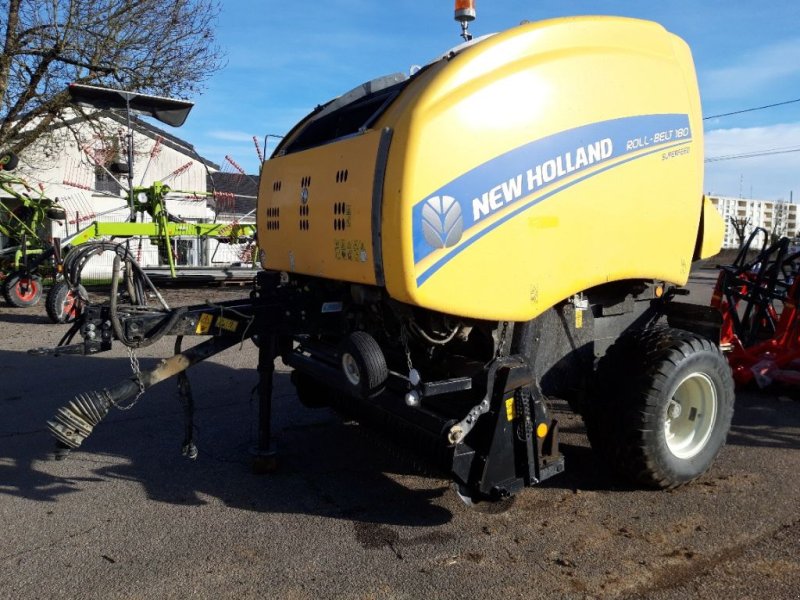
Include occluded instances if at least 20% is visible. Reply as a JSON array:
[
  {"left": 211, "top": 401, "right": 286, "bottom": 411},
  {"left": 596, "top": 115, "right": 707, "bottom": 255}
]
[
  {"left": 45, "top": 281, "right": 87, "bottom": 323},
  {"left": 2, "top": 271, "right": 42, "bottom": 307},
  {"left": 340, "top": 331, "right": 388, "bottom": 398},
  {"left": 586, "top": 327, "right": 734, "bottom": 489}
]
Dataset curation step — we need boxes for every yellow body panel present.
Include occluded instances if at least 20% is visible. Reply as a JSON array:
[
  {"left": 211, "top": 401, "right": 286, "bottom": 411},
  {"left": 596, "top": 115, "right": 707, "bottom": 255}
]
[
  {"left": 698, "top": 196, "right": 725, "bottom": 260},
  {"left": 257, "top": 130, "right": 385, "bottom": 284},
  {"left": 258, "top": 16, "right": 711, "bottom": 321}
]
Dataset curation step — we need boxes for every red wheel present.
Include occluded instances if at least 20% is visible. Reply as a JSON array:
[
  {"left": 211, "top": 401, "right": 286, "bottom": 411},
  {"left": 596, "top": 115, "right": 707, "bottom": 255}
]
[
  {"left": 46, "top": 280, "right": 87, "bottom": 323},
  {"left": 2, "top": 271, "right": 42, "bottom": 307},
  {"left": 0, "top": 151, "right": 19, "bottom": 171}
]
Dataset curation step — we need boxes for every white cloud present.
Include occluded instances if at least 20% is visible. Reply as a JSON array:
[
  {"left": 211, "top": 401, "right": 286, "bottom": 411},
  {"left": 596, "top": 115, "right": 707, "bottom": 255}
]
[
  {"left": 704, "top": 123, "right": 800, "bottom": 200},
  {"left": 207, "top": 130, "right": 257, "bottom": 143},
  {"left": 701, "top": 39, "right": 800, "bottom": 101}
]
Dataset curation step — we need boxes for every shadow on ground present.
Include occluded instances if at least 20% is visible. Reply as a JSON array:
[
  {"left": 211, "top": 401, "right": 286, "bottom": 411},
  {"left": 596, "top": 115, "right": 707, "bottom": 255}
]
[
  {"left": 727, "top": 390, "right": 800, "bottom": 450},
  {"left": 0, "top": 349, "right": 453, "bottom": 526},
  {"left": 0, "top": 312, "right": 55, "bottom": 325},
  {"left": 1, "top": 346, "right": 797, "bottom": 524}
]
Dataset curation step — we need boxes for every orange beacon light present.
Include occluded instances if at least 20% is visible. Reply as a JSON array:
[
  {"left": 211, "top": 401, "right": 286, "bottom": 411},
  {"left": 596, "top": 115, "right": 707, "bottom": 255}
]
[{"left": 454, "top": 0, "right": 476, "bottom": 22}]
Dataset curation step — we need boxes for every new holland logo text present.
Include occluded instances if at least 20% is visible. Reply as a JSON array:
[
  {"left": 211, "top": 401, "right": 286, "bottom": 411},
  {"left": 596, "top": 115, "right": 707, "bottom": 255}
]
[
  {"left": 471, "top": 138, "right": 613, "bottom": 222},
  {"left": 421, "top": 195, "right": 464, "bottom": 249},
  {"left": 411, "top": 114, "right": 693, "bottom": 283}
]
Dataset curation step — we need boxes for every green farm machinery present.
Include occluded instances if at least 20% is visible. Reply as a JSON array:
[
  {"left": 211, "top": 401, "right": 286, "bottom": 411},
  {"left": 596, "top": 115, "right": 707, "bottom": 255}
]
[
  {"left": 0, "top": 151, "right": 66, "bottom": 308},
  {"left": 0, "top": 84, "right": 257, "bottom": 322}
]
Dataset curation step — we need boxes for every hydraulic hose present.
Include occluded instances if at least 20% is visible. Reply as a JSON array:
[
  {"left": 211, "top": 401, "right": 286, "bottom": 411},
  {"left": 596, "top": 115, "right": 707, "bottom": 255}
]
[
  {"left": 109, "top": 255, "right": 186, "bottom": 349},
  {"left": 63, "top": 240, "right": 170, "bottom": 310}
]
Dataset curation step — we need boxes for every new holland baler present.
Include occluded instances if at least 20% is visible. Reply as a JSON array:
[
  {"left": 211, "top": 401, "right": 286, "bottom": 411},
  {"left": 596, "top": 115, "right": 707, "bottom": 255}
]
[{"left": 44, "top": 15, "right": 733, "bottom": 505}]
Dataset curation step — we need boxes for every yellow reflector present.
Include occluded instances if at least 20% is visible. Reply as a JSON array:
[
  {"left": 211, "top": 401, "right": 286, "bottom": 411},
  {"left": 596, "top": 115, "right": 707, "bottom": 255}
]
[
  {"left": 655, "top": 284, "right": 664, "bottom": 298},
  {"left": 536, "top": 423, "right": 548, "bottom": 438},
  {"left": 195, "top": 313, "right": 213, "bottom": 334},
  {"left": 504, "top": 397, "right": 515, "bottom": 421}
]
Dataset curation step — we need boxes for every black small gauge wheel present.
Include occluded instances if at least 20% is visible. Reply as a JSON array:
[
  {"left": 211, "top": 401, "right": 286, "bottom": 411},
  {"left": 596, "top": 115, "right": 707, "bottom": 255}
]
[
  {"left": 0, "top": 151, "right": 19, "bottom": 171},
  {"left": 339, "top": 331, "right": 388, "bottom": 398},
  {"left": 2, "top": 271, "right": 42, "bottom": 307},
  {"left": 45, "top": 280, "right": 87, "bottom": 323}
]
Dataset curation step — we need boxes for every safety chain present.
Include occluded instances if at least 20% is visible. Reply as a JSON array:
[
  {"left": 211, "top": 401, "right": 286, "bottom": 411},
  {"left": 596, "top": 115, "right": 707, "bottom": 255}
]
[
  {"left": 400, "top": 324, "right": 414, "bottom": 372},
  {"left": 496, "top": 320, "right": 510, "bottom": 358},
  {"left": 116, "top": 345, "right": 146, "bottom": 410},
  {"left": 399, "top": 324, "right": 423, "bottom": 389}
]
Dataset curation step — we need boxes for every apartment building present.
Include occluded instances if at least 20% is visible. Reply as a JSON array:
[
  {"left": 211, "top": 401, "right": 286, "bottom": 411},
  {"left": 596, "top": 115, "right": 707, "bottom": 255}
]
[{"left": 707, "top": 195, "right": 798, "bottom": 249}]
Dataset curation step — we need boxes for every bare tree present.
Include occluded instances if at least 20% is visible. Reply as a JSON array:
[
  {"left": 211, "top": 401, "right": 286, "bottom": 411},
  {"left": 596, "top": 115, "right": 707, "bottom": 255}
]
[
  {"left": 0, "top": 0, "right": 223, "bottom": 156},
  {"left": 728, "top": 216, "right": 751, "bottom": 248}
]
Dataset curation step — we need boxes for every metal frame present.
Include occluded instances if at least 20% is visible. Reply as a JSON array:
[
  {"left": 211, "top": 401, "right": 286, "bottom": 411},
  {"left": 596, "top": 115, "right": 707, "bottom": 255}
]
[
  {"left": 38, "top": 269, "right": 566, "bottom": 499},
  {"left": 712, "top": 231, "right": 800, "bottom": 386}
]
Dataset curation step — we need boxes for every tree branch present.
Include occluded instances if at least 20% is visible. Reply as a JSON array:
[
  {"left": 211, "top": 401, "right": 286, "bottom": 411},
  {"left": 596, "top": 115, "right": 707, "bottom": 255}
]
[
  {"left": 0, "top": 0, "right": 24, "bottom": 103},
  {"left": 0, "top": 0, "right": 223, "bottom": 159}
]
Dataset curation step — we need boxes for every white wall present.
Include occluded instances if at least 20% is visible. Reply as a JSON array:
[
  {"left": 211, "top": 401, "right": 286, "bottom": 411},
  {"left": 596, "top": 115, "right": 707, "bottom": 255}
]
[{"left": 14, "top": 113, "right": 254, "bottom": 279}]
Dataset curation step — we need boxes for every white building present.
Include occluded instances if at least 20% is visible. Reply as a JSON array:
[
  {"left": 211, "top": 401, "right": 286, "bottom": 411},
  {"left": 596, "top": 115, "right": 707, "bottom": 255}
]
[
  {"left": 707, "top": 195, "right": 798, "bottom": 249},
  {"left": 5, "top": 110, "right": 256, "bottom": 278}
]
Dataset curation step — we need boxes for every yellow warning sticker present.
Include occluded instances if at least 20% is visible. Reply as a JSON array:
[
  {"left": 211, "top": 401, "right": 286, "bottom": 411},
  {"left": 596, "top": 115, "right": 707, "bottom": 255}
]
[
  {"left": 196, "top": 313, "right": 213, "bottom": 334},
  {"left": 575, "top": 308, "right": 583, "bottom": 329},
  {"left": 505, "top": 397, "right": 515, "bottom": 421},
  {"left": 216, "top": 316, "right": 238, "bottom": 333}
]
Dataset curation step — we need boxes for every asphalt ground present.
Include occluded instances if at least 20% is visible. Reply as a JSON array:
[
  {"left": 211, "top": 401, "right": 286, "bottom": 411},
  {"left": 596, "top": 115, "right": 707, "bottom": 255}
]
[{"left": 0, "top": 271, "right": 798, "bottom": 599}]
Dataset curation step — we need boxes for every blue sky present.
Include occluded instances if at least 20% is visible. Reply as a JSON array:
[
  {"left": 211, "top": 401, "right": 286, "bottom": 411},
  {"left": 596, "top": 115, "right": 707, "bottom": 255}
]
[{"left": 174, "top": 1, "right": 800, "bottom": 201}]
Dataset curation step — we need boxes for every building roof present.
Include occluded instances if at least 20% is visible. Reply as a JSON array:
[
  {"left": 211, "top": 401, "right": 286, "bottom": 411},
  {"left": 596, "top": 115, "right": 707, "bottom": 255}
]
[
  {"left": 103, "top": 110, "right": 220, "bottom": 170},
  {"left": 207, "top": 171, "right": 259, "bottom": 217}
]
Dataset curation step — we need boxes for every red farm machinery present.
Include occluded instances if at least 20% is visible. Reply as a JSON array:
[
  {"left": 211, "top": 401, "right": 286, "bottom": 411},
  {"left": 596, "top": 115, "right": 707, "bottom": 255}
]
[{"left": 713, "top": 230, "right": 800, "bottom": 389}]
